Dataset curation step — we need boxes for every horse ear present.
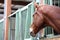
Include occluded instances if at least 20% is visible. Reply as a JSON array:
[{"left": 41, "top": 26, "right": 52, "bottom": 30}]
[{"left": 34, "top": 2, "right": 40, "bottom": 10}]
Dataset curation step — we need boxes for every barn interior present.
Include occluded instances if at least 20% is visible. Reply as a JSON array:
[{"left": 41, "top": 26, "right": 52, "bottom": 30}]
[{"left": 0, "top": 0, "right": 60, "bottom": 40}]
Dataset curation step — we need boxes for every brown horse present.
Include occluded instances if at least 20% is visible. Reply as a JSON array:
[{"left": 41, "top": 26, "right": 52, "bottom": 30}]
[{"left": 30, "top": 3, "right": 60, "bottom": 37}]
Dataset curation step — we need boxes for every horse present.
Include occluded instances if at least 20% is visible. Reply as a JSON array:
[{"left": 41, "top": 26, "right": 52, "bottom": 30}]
[{"left": 30, "top": 3, "right": 60, "bottom": 37}]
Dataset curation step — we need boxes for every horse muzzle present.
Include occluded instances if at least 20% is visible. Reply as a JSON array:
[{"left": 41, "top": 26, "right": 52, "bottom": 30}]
[
  {"left": 30, "top": 23, "right": 40, "bottom": 37},
  {"left": 30, "top": 28, "right": 36, "bottom": 37}
]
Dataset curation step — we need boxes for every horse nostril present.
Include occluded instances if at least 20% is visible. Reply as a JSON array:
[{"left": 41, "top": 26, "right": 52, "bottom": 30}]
[{"left": 30, "top": 32, "right": 36, "bottom": 37}]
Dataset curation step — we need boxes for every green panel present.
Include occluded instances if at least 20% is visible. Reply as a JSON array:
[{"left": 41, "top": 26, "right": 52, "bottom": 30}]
[
  {"left": 48, "top": 0, "right": 50, "bottom": 5},
  {"left": 36, "top": 0, "right": 40, "bottom": 4},
  {"left": 30, "top": 2, "right": 35, "bottom": 40},
  {"left": 19, "top": 11, "right": 21, "bottom": 40},
  {"left": 58, "top": 0, "right": 60, "bottom": 7},
  {"left": 15, "top": 12, "right": 20, "bottom": 40},
  {"left": 0, "top": 21, "right": 4, "bottom": 40},
  {"left": 58, "top": 0, "right": 59, "bottom": 6},
  {"left": 15, "top": 2, "right": 35, "bottom": 40},
  {"left": 8, "top": 18, "right": 10, "bottom": 40},
  {"left": 25, "top": 5, "right": 31, "bottom": 39},
  {"left": 44, "top": 0, "right": 52, "bottom": 5},
  {"left": 25, "top": 2, "right": 35, "bottom": 39},
  {"left": 52, "top": 0, "right": 60, "bottom": 7},
  {"left": 44, "top": 27, "right": 52, "bottom": 35},
  {"left": 20, "top": 9, "right": 27, "bottom": 40},
  {"left": 44, "top": 0, "right": 48, "bottom": 4},
  {"left": 31, "top": 2, "right": 35, "bottom": 24},
  {"left": 50, "top": 0, "right": 53, "bottom": 5}
]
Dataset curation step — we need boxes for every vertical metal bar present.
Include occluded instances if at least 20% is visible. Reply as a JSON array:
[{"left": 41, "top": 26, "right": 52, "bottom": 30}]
[
  {"left": 19, "top": 10, "right": 24, "bottom": 40},
  {"left": 36, "top": 0, "right": 39, "bottom": 3},
  {"left": 25, "top": 8, "right": 28, "bottom": 40},
  {"left": 54, "top": 0, "right": 55, "bottom": 6},
  {"left": 24, "top": 5, "right": 32, "bottom": 40},
  {"left": 36, "top": 0, "right": 40, "bottom": 4},
  {"left": 59, "top": 0, "right": 60, "bottom": 7},
  {"left": 19, "top": 11, "right": 21, "bottom": 40},
  {"left": 31, "top": 2, "right": 35, "bottom": 40},
  {"left": 9, "top": 17, "right": 15, "bottom": 40},
  {"left": 8, "top": 18, "right": 10, "bottom": 40},
  {"left": 48, "top": 0, "right": 50, "bottom": 5},
  {"left": 58, "top": 0, "right": 59, "bottom": 6},
  {"left": 50, "top": 0, "right": 53, "bottom": 5},
  {"left": 4, "top": 0, "right": 11, "bottom": 40},
  {"left": 0, "top": 21, "right": 4, "bottom": 40},
  {"left": 22, "top": 8, "right": 28, "bottom": 40},
  {"left": 15, "top": 12, "right": 20, "bottom": 40}
]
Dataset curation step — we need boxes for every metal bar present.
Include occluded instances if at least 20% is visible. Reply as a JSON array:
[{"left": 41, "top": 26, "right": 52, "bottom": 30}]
[
  {"left": 30, "top": 2, "right": 35, "bottom": 40},
  {"left": 15, "top": 11, "right": 20, "bottom": 40},
  {"left": 4, "top": 0, "right": 11, "bottom": 40},
  {"left": 50, "top": 0, "right": 53, "bottom": 5},
  {"left": 58, "top": 0, "right": 59, "bottom": 6},
  {"left": 54, "top": 0, "right": 55, "bottom": 6}
]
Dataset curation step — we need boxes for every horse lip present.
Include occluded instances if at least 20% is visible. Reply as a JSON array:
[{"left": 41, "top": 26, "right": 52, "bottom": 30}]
[{"left": 30, "top": 31, "right": 36, "bottom": 37}]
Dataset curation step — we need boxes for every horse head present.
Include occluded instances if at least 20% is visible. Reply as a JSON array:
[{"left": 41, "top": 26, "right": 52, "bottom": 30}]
[
  {"left": 30, "top": 3, "right": 60, "bottom": 37},
  {"left": 30, "top": 10, "right": 45, "bottom": 37}
]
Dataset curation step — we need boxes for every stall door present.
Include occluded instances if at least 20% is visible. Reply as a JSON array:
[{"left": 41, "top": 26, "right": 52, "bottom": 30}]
[{"left": 15, "top": 2, "right": 35, "bottom": 40}]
